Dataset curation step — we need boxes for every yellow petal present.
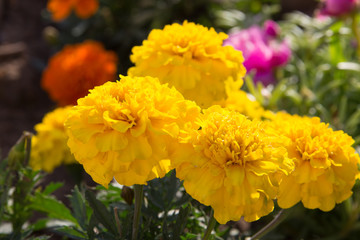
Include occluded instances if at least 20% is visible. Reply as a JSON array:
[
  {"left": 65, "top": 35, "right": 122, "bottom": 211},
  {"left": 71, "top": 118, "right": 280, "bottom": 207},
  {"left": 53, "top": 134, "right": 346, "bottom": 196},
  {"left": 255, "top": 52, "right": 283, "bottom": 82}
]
[
  {"left": 103, "top": 111, "right": 132, "bottom": 133},
  {"left": 150, "top": 159, "right": 172, "bottom": 179},
  {"left": 95, "top": 131, "right": 128, "bottom": 152},
  {"left": 224, "top": 165, "right": 245, "bottom": 186},
  {"left": 114, "top": 170, "right": 148, "bottom": 186},
  {"left": 130, "top": 111, "right": 148, "bottom": 137},
  {"left": 278, "top": 176, "right": 301, "bottom": 209}
]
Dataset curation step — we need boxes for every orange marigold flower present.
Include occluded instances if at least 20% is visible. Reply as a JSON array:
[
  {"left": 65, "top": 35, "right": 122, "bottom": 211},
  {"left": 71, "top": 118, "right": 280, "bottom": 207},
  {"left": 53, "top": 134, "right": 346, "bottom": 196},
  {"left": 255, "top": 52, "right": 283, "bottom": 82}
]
[
  {"left": 172, "top": 106, "right": 293, "bottom": 224},
  {"left": 42, "top": 41, "right": 117, "bottom": 106},
  {"left": 47, "top": 0, "right": 99, "bottom": 21},
  {"left": 268, "top": 112, "right": 360, "bottom": 211}
]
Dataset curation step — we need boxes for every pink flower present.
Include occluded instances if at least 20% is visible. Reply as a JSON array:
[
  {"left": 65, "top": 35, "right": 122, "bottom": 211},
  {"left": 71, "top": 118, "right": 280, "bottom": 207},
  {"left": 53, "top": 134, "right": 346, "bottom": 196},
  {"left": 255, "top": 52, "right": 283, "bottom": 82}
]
[
  {"left": 224, "top": 20, "right": 291, "bottom": 86},
  {"left": 319, "top": 0, "right": 358, "bottom": 17}
]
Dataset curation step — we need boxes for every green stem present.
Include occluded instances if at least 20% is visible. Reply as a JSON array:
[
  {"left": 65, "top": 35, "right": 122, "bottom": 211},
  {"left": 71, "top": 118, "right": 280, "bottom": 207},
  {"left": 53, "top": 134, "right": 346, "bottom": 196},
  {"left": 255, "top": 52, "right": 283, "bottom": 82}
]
[
  {"left": 202, "top": 209, "right": 217, "bottom": 240},
  {"left": 338, "top": 199, "right": 360, "bottom": 239},
  {"left": 114, "top": 207, "right": 122, "bottom": 238},
  {"left": 351, "top": 13, "right": 360, "bottom": 59},
  {"left": 132, "top": 184, "right": 143, "bottom": 240},
  {"left": 250, "top": 209, "right": 288, "bottom": 240},
  {"left": 23, "top": 131, "right": 32, "bottom": 166}
]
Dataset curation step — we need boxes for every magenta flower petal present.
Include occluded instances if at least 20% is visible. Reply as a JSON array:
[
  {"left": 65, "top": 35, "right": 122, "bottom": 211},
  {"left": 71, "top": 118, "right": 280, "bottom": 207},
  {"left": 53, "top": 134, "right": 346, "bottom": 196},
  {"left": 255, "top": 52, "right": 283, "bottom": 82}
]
[
  {"left": 224, "top": 21, "right": 291, "bottom": 86},
  {"left": 253, "top": 71, "right": 276, "bottom": 86},
  {"left": 320, "top": 0, "right": 357, "bottom": 17},
  {"left": 264, "top": 20, "right": 280, "bottom": 37}
]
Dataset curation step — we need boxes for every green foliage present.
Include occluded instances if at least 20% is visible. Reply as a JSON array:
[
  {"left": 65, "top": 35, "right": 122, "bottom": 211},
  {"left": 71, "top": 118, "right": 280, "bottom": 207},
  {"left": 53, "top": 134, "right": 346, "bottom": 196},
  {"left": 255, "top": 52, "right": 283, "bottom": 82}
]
[{"left": 1, "top": 1, "right": 360, "bottom": 239}]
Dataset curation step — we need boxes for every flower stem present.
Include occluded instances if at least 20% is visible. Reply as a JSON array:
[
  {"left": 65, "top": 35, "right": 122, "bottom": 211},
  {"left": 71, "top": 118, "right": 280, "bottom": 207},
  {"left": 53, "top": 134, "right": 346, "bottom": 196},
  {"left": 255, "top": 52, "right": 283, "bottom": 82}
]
[
  {"left": 202, "top": 209, "right": 217, "bottom": 240},
  {"left": 249, "top": 209, "right": 287, "bottom": 240},
  {"left": 132, "top": 184, "right": 143, "bottom": 240},
  {"left": 23, "top": 131, "right": 32, "bottom": 166},
  {"left": 351, "top": 13, "right": 360, "bottom": 59},
  {"left": 114, "top": 207, "right": 122, "bottom": 238}
]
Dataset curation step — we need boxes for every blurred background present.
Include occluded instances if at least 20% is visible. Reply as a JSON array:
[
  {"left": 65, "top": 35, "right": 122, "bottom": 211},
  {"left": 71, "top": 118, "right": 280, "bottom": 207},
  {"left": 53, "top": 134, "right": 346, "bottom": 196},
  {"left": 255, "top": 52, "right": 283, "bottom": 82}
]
[{"left": 0, "top": 0, "right": 319, "bottom": 156}]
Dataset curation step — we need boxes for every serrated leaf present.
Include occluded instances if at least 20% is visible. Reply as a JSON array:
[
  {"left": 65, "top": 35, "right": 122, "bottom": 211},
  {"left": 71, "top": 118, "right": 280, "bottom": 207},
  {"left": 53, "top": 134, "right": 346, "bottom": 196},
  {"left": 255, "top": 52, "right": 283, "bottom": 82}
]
[
  {"left": 146, "top": 187, "right": 165, "bottom": 210},
  {"left": 165, "top": 171, "right": 179, "bottom": 209},
  {"left": 85, "top": 190, "right": 119, "bottom": 236},
  {"left": 173, "top": 192, "right": 191, "bottom": 208},
  {"left": 87, "top": 213, "right": 98, "bottom": 240},
  {"left": 173, "top": 205, "right": 191, "bottom": 240},
  {"left": 30, "top": 192, "right": 77, "bottom": 224},
  {"left": 70, "top": 185, "right": 87, "bottom": 230}
]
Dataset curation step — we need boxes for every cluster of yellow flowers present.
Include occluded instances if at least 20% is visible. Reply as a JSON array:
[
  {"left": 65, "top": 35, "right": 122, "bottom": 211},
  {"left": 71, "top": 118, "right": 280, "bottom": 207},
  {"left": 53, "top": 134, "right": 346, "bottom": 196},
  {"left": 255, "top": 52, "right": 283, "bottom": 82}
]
[
  {"left": 32, "top": 20, "right": 360, "bottom": 225},
  {"left": 128, "top": 21, "right": 246, "bottom": 108},
  {"left": 30, "top": 106, "right": 76, "bottom": 172}
]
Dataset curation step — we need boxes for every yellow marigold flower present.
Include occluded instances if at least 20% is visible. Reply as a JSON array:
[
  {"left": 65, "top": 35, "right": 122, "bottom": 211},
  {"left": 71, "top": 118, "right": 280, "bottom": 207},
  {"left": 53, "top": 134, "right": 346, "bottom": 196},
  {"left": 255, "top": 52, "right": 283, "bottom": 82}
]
[
  {"left": 42, "top": 41, "right": 117, "bottom": 106},
  {"left": 65, "top": 75, "right": 201, "bottom": 187},
  {"left": 30, "top": 106, "right": 76, "bottom": 172},
  {"left": 47, "top": 0, "right": 99, "bottom": 21},
  {"left": 172, "top": 106, "right": 292, "bottom": 224},
  {"left": 128, "top": 21, "right": 246, "bottom": 108},
  {"left": 221, "top": 88, "right": 271, "bottom": 120},
  {"left": 268, "top": 112, "right": 360, "bottom": 211}
]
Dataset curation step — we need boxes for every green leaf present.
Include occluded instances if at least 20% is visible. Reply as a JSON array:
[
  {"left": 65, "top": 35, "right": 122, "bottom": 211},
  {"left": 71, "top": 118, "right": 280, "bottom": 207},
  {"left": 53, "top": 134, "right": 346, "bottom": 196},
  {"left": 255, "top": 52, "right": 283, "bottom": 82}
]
[
  {"left": 70, "top": 185, "right": 87, "bottom": 230},
  {"left": 87, "top": 213, "right": 98, "bottom": 240},
  {"left": 180, "top": 233, "right": 198, "bottom": 240},
  {"left": 165, "top": 171, "right": 179, "bottom": 209},
  {"left": 245, "top": 76, "right": 263, "bottom": 104},
  {"left": 42, "top": 182, "right": 64, "bottom": 195},
  {"left": 31, "top": 218, "right": 48, "bottom": 231},
  {"left": 95, "top": 232, "right": 119, "bottom": 240},
  {"left": 173, "top": 205, "right": 191, "bottom": 240},
  {"left": 338, "top": 95, "right": 348, "bottom": 126},
  {"left": 345, "top": 108, "right": 360, "bottom": 135},
  {"left": 52, "top": 226, "right": 87, "bottom": 240},
  {"left": 29, "top": 236, "right": 52, "bottom": 240},
  {"left": 6, "top": 133, "right": 30, "bottom": 170},
  {"left": 29, "top": 192, "right": 77, "bottom": 224},
  {"left": 28, "top": 236, "right": 52, "bottom": 240},
  {"left": 328, "top": 28, "right": 346, "bottom": 65},
  {"left": 85, "top": 189, "right": 119, "bottom": 236}
]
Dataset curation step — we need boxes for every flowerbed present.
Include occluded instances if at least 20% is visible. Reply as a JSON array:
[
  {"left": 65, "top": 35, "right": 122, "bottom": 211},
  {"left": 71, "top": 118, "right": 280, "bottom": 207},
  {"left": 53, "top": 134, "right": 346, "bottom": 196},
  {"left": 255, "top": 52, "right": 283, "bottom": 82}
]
[{"left": 1, "top": 0, "right": 360, "bottom": 239}]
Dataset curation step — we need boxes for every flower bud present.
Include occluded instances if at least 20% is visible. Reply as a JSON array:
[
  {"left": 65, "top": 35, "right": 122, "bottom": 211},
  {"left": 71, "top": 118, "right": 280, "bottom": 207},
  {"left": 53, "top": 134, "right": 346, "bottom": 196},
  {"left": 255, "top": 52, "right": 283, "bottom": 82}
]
[{"left": 121, "top": 186, "right": 134, "bottom": 205}]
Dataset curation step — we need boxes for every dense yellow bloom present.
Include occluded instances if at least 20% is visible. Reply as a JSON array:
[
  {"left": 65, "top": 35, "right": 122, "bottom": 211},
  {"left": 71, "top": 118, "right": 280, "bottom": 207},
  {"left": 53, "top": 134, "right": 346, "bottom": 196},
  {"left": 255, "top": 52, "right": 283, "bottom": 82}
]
[
  {"left": 268, "top": 112, "right": 360, "bottom": 211},
  {"left": 65, "top": 75, "right": 200, "bottom": 187},
  {"left": 221, "top": 88, "right": 272, "bottom": 120},
  {"left": 172, "top": 106, "right": 292, "bottom": 224},
  {"left": 30, "top": 106, "right": 76, "bottom": 172},
  {"left": 47, "top": 0, "right": 99, "bottom": 21},
  {"left": 128, "top": 21, "right": 246, "bottom": 108}
]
